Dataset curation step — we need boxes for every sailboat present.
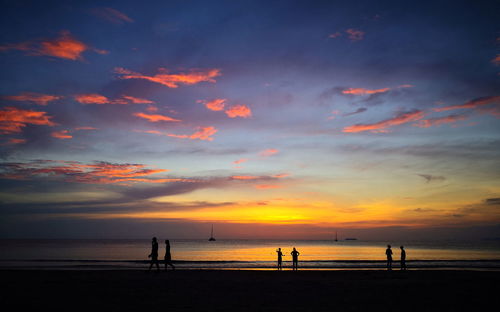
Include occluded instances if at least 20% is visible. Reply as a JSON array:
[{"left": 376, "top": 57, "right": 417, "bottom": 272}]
[
  {"left": 334, "top": 230, "right": 338, "bottom": 242},
  {"left": 208, "top": 225, "right": 216, "bottom": 241}
]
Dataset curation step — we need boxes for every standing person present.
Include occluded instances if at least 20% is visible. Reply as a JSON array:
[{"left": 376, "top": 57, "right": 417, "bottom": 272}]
[
  {"left": 385, "top": 245, "right": 393, "bottom": 271},
  {"left": 291, "top": 247, "right": 300, "bottom": 271},
  {"left": 400, "top": 246, "right": 407, "bottom": 270},
  {"left": 164, "top": 240, "right": 175, "bottom": 271},
  {"left": 148, "top": 237, "right": 160, "bottom": 272},
  {"left": 276, "top": 248, "right": 284, "bottom": 270}
]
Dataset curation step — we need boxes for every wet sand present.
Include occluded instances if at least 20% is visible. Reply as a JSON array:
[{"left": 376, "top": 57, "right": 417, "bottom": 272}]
[{"left": 3, "top": 269, "right": 498, "bottom": 311}]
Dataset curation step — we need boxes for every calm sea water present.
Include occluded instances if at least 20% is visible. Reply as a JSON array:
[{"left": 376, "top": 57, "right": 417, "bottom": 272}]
[{"left": 1, "top": 239, "right": 499, "bottom": 270}]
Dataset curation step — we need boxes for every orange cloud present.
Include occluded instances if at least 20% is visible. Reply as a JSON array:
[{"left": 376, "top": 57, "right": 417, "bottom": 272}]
[
  {"left": 342, "top": 87, "right": 391, "bottom": 95},
  {"left": 133, "top": 112, "right": 181, "bottom": 122},
  {"left": 115, "top": 67, "right": 221, "bottom": 88},
  {"left": 167, "top": 126, "right": 217, "bottom": 141},
  {"left": 345, "top": 29, "right": 365, "bottom": 41},
  {"left": 7, "top": 138, "right": 26, "bottom": 144},
  {"left": 260, "top": 149, "right": 279, "bottom": 157},
  {"left": 414, "top": 114, "right": 467, "bottom": 128},
  {"left": 255, "top": 184, "right": 282, "bottom": 189},
  {"left": 0, "top": 31, "right": 107, "bottom": 61},
  {"left": 231, "top": 175, "right": 260, "bottom": 180},
  {"left": 2, "top": 92, "right": 62, "bottom": 105},
  {"left": 0, "top": 107, "right": 56, "bottom": 134},
  {"left": 233, "top": 158, "right": 248, "bottom": 165},
  {"left": 492, "top": 55, "right": 500, "bottom": 66},
  {"left": 199, "top": 98, "right": 226, "bottom": 111},
  {"left": 272, "top": 173, "right": 290, "bottom": 178},
  {"left": 75, "top": 94, "right": 110, "bottom": 104},
  {"left": 225, "top": 104, "right": 252, "bottom": 118},
  {"left": 121, "top": 95, "right": 154, "bottom": 104},
  {"left": 74, "top": 126, "right": 97, "bottom": 131},
  {"left": 51, "top": 130, "right": 72, "bottom": 139},
  {"left": 433, "top": 96, "right": 500, "bottom": 112},
  {"left": 343, "top": 110, "right": 425, "bottom": 133},
  {"left": 146, "top": 106, "right": 158, "bottom": 112},
  {"left": 91, "top": 7, "right": 134, "bottom": 24}
]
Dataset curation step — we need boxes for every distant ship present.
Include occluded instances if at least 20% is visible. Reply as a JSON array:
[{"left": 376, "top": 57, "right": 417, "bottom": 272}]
[
  {"left": 334, "top": 230, "right": 338, "bottom": 242},
  {"left": 208, "top": 225, "right": 216, "bottom": 241},
  {"left": 344, "top": 238, "right": 358, "bottom": 241}
]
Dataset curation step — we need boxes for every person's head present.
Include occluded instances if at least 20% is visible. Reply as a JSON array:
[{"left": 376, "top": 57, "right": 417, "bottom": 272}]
[
  {"left": 387, "top": 244, "right": 391, "bottom": 248},
  {"left": 278, "top": 248, "right": 281, "bottom": 251},
  {"left": 293, "top": 247, "right": 296, "bottom": 251},
  {"left": 165, "top": 239, "right": 170, "bottom": 244},
  {"left": 400, "top": 246, "right": 404, "bottom": 249},
  {"left": 152, "top": 237, "right": 157, "bottom": 242}
]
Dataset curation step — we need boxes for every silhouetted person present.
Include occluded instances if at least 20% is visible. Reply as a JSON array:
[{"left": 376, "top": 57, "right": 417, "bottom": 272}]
[
  {"left": 148, "top": 237, "right": 160, "bottom": 272},
  {"left": 400, "top": 246, "right": 406, "bottom": 270},
  {"left": 164, "top": 240, "right": 175, "bottom": 271},
  {"left": 386, "top": 245, "right": 393, "bottom": 270},
  {"left": 291, "top": 247, "right": 300, "bottom": 271},
  {"left": 276, "top": 248, "right": 284, "bottom": 270}
]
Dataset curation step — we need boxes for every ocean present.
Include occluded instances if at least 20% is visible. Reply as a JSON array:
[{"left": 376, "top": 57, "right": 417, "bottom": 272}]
[{"left": 1, "top": 239, "right": 499, "bottom": 270}]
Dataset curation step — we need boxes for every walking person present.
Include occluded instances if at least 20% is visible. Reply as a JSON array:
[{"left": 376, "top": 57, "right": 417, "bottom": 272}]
[
  {"left": 386, "top": 245, "right": 393, "bottom": 271},
  {"left": 400, "top": 246, "right": 407, "bottom": 270},
  {"left": 276, "top": 248, "right": 284, "bottom": 270},
  {"left": 164, "top": 240, "right": 175, "bottom": 271},
  {"left": 291, "top": 247, "right": 300, "bottom": 271},
  {"left": 148, "top": 237, "right": 160, "bottom": 272}
]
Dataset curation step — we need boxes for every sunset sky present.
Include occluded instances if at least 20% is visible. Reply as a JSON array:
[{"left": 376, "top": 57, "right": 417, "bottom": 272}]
[{"left": 1, "top": 0, "right": 499, "bottom": 240}]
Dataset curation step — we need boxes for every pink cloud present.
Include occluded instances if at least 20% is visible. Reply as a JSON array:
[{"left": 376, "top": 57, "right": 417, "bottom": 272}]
[
  {"left": 7, "top": 138, "right": 26, "bottom": 144},
  {"left": 199, "top": 98, "right": 226, "bottom": 111},
  {"left": 255, "top": 184, "right": 282, "bottom": 189},
  {"left": 167, "top": 126, "right": 217, "bottom": 141},
  {"left": 233, "top": 158, "right": 248, "bottom": 165},
  {"left": 51, "top": 130, "right": 72, "bottom": 139},
  {"left": 343, "top": 110, "right": 426, "bottom": 133},
  {"left": 2, "top": 92, "right": 62, "bottom": 105},
  {"left": 260, "top": 149, "right": 279, "bottom": 157},
  {"left": 492, "top": 55, "right": 500, "bottom": 66},
  {"left": 0, "top": 31, "right": 107, "bottom": 61},
  {"left": 328, "top": 32, "right": 342, "bottom": 39},
  {"left": 115, "top": 67, "right": 221, "bottom": 88},
  {"left": 75, "top": 94, "right": 110, "bottom": 104},
  {"left": 121, "top": 95, "right": 154, "bottom": 104},
  {"left": 231, "top": 175, "right": 260, "bottom": 180},
  {"left": 414, "top": 114, "right": 468, "bottom": 128},
  {"left": 433, "top": 96, "right": 500, "bottom": 112},
  {"left": 74, "top": 126, "right": 97, "bottom": 131},
  {"left": 0, "top": 106, "right": 56, "bottom": 134},
  {"left": 225, "top": 104, "right": 252, "bottom": 118},
  {"left": 342, "top": 87, "right": 391, "bottom": 95},
  {"left": 133, "top": 112, "right": 181, "bottom": 122},
  {"left": 345, "top": 29, "right": 365, "bottom": 41},
  {"left": 91, "top": 7, "right": 134, "bottom": 24}
]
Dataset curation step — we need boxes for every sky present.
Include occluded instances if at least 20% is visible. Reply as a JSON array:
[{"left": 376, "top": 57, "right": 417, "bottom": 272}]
[{"left": 0, "top": 0, "right": 499, "bottom": 240}]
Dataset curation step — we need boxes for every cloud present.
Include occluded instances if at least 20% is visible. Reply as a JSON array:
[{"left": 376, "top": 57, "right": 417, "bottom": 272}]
[
  {"left": 433, "top": 96, "right": 500, "bottom": 112},
  {"left": 0, "top": 106, "right": 56, "bottom": 134},
  {"left": 2, "top": 92, "right": 62, "bottom": 105},
  {"left": 345, "top": 29, "right": 365, "bottom": 41},
  {"left": 414, "top": 114, "right": 467, "bottom": 128},
  {"left": 0, "top": 31, "right": 107, "bottom": 61},
  {"left": 255, "top": 184, "right": 282, "bottom": 189},
  {"left": 114, "top": 67, "right": 221, "bottom": 88},
  {"left": 417, "top": 174, "right": 446, "bottom": 183},
  {"left": 231, "top": 175, "right": 260, "bottom": 180},
  {"left": 133, "top": 112, "right": 181, "bottom": 122},
  {"left": 343, "top": 110, "right": 425, "bottom": 133},
  {"left": 199, "top": 98, "right": 226, "bottom": 111},
  {"left": 259, "top": 149, "right": 279, "bottom": 157},
  {"left": 484, "top": 198, "right": 500, "bottom": 205},
  {"left": 91, "top": 7, "right": 134, "bottom": 24},
  {"left": 6, "top": 138, "right": 26, "bottom": 145},
  {"left": 342, "top": 87, "right": 391, "bottom": 95},
  {"left": 167, "top": 126, "right": 217, "bottom": 141},
  {"left": 0, "top": 160, "right": 174, "bottom": 185},
  {"left": 328, "top": 32, "right": 342, "bottom": 39},
  {"left": 225, "top": 104, "right": 252, "bottom": 118},
  {"left": 233, "top": 158, "right": 248, "bottom": 165},
  {"left": 74, "top": 126, "right": 97, "bottom": 131},
  {"left": 51, "top": 130, "right": 72, "bottom": 140},
  {"left": 75, "top": 93, "right": 154, "bottom": 105},
  {"left": 492, "top": 55, "right": 500, "bottom": 66},
  {"left": 343, "top": 107, "right": 368, "bottom": 116}
]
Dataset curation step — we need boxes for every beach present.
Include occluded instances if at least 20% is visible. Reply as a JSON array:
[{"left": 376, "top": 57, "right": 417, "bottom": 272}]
[{"left": 4, "top": 269, "right": 499, "bottom": 311}]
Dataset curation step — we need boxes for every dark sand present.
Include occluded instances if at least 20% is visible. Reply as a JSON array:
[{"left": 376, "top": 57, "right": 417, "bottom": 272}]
[{"left": 3, "top": 269, "right": 499, "bottom": 311}]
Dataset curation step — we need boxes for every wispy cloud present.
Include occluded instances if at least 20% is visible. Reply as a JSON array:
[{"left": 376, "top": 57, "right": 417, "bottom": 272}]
[
  {"left": 345, "top": 28, "right": 365, "bottom": 41},
  {"left": 0, "top": 106, "right": 56, "bottom": 134},
  {"left": 328, "top": 32, "right": 342, "bottom": 39},
  {"left": 167, "top": 126, "right": 218, "bottom": 141},
  {"left": 259, "top": 149, "right": 279, "bottom": 157},
  {"left": 225, "top": 104, "right": 252, "bottom": 118},
  {"left": 414, "top": 114, "right": 467, "bottom": 128},
  {"left": 433, "top": 96, "right": 500, "bottom": 112},
  {"left": 418, "top": 174, "right": 446, "bottom": 183},
  {"left": 115, "top": 67, "right": 221, "bottom": 88},
  {"left": 75, "top": 93, "right": 154, "bottom": 105},
  {"left": 2, "top": 92, "right": 62, "bottom": 105},
  {"left": 0, "top": 31, "right": 107, "bottom": 61},
  {"left": 133, "top": 112, "right": 181, "bottom": 122},
  {"left": 492, "top": 55, "right": 500, "bottom": 66},
  {"left": 342, "top": 87, "right": 391, "bottom": 95},
  {"left": 254, "top": 184, "right": 282, "bottom": 189},
  {"left": 233, "top": 158, "right": 248, "bottom": 165},
  {"left": 198, "top": 98, "right": 226, "bottom": 111},
  {"left": 343, "top": 107, "right": 368, "bottom": 116},
  {"left": 51, "top": 130, "right": 72, "bottom": 139},
  {"left": 343, "top": 110, "right": 425, "bottom": 133},
  {"left": 91, "top": 7, "right": 134, "bottom": 24},
  {"left": 6, "top": 138, "right": 26, "bottom": 145}
]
